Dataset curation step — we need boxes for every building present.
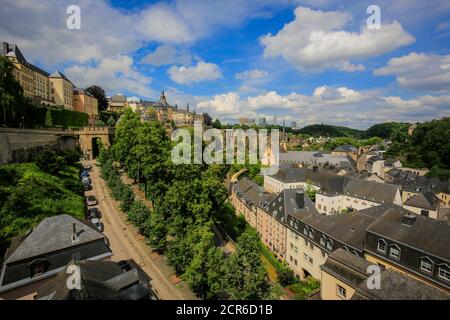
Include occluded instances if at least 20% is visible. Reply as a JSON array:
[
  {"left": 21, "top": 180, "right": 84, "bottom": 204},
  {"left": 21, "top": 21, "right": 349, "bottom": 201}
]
[
  {"left": 0, "top": 215, "right": 112, "bottom": 300},
  {"left": 286, "top": 205, "right": 386, "bottom": 280},
  {"left": 316, "top": 175, "right": 402, "bottom": 214},
  {"left": 36, "top": 259, "right": 156, "bottom": 300},
  {"left": 257, "top": 189, "right": 318, "bottom": 261},
  {"left": 403, "top": 191, "right": 440, "bottom": 219},
  {"left": 73, "top": 88, "right": 99, "bottom": 124},
  {"left": 332, "top": 145, "right": 358, "bottom": 161},
  {"left": 264, "top": 167, "right": 402, "bottom": 214},
  {"left": 320, "top": 249, "right": 449, "bottom": 300},
  {"left": 258, "top": 117, "right": 267, "bottom": 126},
  {"left": 364, "top": 206, "right": 450, "bottom": 292},
  {"left": 261, "top": 150, "right": 354, "bottom": 169},
  {"left": 108, "top": 93, "right": 128, "bottom": 112},
  {"left": 230, "top": 178, "right": 274, "bottom": 228},
  {"left": 1, "top": 42, "right": 56, "bottom": 106},
  {"left": 48, "top": 71, "right": 74, "bottom": 110}
]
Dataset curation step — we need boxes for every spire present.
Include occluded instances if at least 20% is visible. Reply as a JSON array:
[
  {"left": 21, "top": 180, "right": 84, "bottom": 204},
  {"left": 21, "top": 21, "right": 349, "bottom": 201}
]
[
  {"left": 187, "top": 102, "right": 190, "bottom": 112},
  {"left": 159, "top": 91, "right": 168, "bottom": 106}
]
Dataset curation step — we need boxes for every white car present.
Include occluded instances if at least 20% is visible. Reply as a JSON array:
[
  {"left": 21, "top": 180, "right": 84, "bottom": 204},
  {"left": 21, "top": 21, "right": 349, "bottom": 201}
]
[
  {"left": 90, "top": 218, "right": 102, "bottom": 232},
  {"left": 84, "top": 163, "right": 92, "bottom": 170},
  {"left": 82, "top": 176, "right": 91, "bottom": 184}
]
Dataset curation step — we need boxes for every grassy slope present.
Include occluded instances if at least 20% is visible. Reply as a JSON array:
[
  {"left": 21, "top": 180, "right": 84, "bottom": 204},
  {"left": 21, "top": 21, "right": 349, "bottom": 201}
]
[{"left": 0, "top": 163, "right": 84, "bottom": 250}]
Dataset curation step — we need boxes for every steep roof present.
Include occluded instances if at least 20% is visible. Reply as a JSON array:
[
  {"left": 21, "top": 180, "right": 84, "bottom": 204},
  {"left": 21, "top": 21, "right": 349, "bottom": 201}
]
[
  {"left": 341, "top": 177, "right": 399, "bottom": 204},
  {"left": 5, "top": 214, "right": 105, "bottom": 264},
  {"left": 298, "top": 205, "right": 387, "bottom": 250},
  {"left": 264, "top": 188, "right": 318, "bottom": 225},
  {"left": 404, "top": 192, "right": 439, "bottom": 210},
  {"left": 233, "top": 177, "right": 274, "bottom": 208},
  {"left": 366, "top": 205, "right": 450, "bottom": 261},
  {"left": 333, "top": 145, "right": 357, "bottom": 152},
  {"left": 36, "top": 259, "right": 154, "bottom": 300},
  {"left": 322, "top": 249, "right": 450, "bottom": 300}
]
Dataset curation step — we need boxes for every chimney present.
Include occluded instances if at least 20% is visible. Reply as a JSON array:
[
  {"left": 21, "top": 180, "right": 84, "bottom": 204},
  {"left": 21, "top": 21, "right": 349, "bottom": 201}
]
[
  {"left": 401, "top": 213, "right": 416, "bottom": 226},
  {"left": 71, "top": 223, "right": 79, "bottom": 243},
  {"left": 2, "top": 42, "right": 9, "bottom": 55},
  {"left": 296, "top": 190, "right": 305, "bottom": 208}
]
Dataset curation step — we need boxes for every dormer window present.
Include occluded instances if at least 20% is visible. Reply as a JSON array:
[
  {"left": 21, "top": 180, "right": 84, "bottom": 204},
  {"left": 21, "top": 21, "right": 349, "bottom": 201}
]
[
  {"left": 303, "top": 226, "right": 309, "bottom": 236},
  {"left": 389, "top": 244, "right": 401, "bottom": 260},
  {"left": 420, "top": 257, "right": 434, "bottom": 274},
  {"left": 29, "top": 259, "right": 48, "bottom": 278},
  {"left": 377, "top": 239, "right": 387, "bottom": 254},
  {"left": 326, "top": 239, "right": 333, "bottom": 251},
  {"left": 320, "top": 235, "right": 326, "bottom": 247},
  {"left": 438, "top": 264, "right": 450, "bottom": 282},
  {"left": 308, "top": 229, "right": 314, "bottom": 239}
]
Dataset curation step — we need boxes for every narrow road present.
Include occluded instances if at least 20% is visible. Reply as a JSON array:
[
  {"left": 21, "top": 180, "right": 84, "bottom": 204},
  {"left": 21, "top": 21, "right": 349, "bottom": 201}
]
[{"left": 85, "top": 160, "right": 197, "bottom": 300}]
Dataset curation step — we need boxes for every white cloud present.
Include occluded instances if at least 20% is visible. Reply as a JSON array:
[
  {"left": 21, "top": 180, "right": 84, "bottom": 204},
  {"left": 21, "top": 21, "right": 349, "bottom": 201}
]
[
  {"left": 260, "top": 6, "right": 414, "bottom": 71},
  {"left": 374, "top": 52, "right": 450, "bottom": 92},
  {"left": 168, "top": 61, "right": 223, "bottom": 84},
  {"left": 195, "top": 87, "right": 450, "bottom": 128},
  {"left": 140, "top": 45, "right": 191, "bottom": 66},
  {"left": 65, "top": 55, "right": 155, "bottom": 98},
  {"left": 235, "top": 69, "right": 268, "bottom": 80}
]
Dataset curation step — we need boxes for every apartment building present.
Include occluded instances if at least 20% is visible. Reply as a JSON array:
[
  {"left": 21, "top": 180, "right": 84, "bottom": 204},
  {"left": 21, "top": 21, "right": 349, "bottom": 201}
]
[
  {"left": 73, "top": 88, "right": 99, "bottom": 124},
  {"left": 264, "top": 167, "right": 402, "bottom": 215},
  {"left": 230, "top": 178, "right": 274, "bottom": 228},
  {"left": 257, "top": 189, "right": 318, "bottom": 261},
  {"left": 261, "top": 150, "right": 354, "bottom": 169},
  {"left": 316, "top": 176, "right": 402, "bottom": 214},
  {"left": 286, "top": 205, "right": 386, "bottom": 280},
  {"left": 320, "top": 249, "right": 449, "bottom": 300},
  {"left": 364, "top": 206, "right": 450, "bottom": 292}
]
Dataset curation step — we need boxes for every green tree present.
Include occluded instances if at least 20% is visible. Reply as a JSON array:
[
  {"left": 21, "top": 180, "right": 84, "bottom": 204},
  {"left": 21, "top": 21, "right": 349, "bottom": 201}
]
[
  {"left": 107, "top": 115, "right": 116, "bottom": 127},
  {"left": 213, "top": 119, "right": 222, "bottom": 129},
  {"left": 45, "top": 110, "right": 53, "bottom": 127},
  {"left": 86, "top": 85, "right": 108, "bottom": 112},
  {"left": 0, "top": 56, "right": 23, "bottom": 125},
  {"left": 223, "top": 229, "right": 270, "bottom": 299}
]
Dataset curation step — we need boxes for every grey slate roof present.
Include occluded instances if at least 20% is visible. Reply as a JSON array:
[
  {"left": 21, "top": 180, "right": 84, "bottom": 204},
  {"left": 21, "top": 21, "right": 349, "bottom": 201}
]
[
  {"left": 322, "top": 249, "right": 450, "bottom": 300},
  {"left": 264, "top": 188, "right": 318, "bottom": 225},
  {"left": 36, "top": 259, "right": 154, "bottom": 300},
  {"left": 5, "top": 214, "right": 105, "bottom": 264},
  {"left": 297, "top": 205, "right": 388, "bottom": 251},
  {"left": 366, "top": 205, "right": 450, "bottom": 261},
  {"left": 404, "top": 192, "right": 439, "bottom": 210},
  {"left": 333, "top": 145, "right": 357, "bottom": 152},
  {"left": 233, "top": 178, "right": 274, "bottom": 208},
  {"left": 279, "top": 151, "right": 354, "bottom": 169},
  {"left": 271, "top": 167, "right": 400, "bottom": 204}
]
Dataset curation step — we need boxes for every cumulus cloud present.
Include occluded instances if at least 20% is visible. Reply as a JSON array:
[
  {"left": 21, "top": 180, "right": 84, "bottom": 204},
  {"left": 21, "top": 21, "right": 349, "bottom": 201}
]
[
  {"left": 196, "top": 87, "right": 450, "bottom": 128},
  {"left": 168, "top": 61, "right": 223, "bottom": 85},
  {"left": 235, "top": 69, "right": 268, "bottom": 80},
  {"left": 141, "top": 45, "right": 192, "bottom": 66},
  {"left": 65, "top": 55, "right": 155, "bottom": 98},
  {"left": 374, "top": 52, "right": 450, "bottom": 92},
  {"left": 260, "top": 6, "right": 414, "bottom": 72}
]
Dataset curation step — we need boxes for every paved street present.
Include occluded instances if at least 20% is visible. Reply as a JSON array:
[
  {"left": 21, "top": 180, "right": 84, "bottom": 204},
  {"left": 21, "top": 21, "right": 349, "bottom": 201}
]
[{"left": 85, "top": 161, "right": 197, "bottom": 300}]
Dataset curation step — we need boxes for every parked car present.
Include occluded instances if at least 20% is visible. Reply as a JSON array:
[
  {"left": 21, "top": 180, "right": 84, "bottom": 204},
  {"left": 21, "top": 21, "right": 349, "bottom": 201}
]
[
  {"left": 81, "top": 170, "right": 89, "bottom": 178},
  {"left": 83, "top": 183, "right": 91, "bottom": 191},
  {"left": 84, "top": 163, "right": 92, "bottom": 170},
  {"left": 82, "top": 176, "right": 91, "bottom": 184},
  {"left": 87, "top": 207, "right": 101, "bottom": 219},
  {"left": 90, "top": 218, "right": 103, "bottom": 232},
  {"left": 86, "top": 195, "right": 98, "bottom": 206}
]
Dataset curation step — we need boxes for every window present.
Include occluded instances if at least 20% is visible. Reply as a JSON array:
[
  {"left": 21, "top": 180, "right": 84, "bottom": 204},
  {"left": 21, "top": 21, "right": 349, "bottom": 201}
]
[
  {"left": 420, "top": 210, "right": 429, "bottom": 217},
  {"left": 438, "top": 266, "right": 450, "bottom": 282},
  {"left": 326, "top": 239, "right": 333, "bottom": 251},
  {"left": 336, "top": 285, "right": 346, "bottom": 299},
  {"left": 321, "top": 250, "right": 327, "bottom": 259},
  {"left": 303, "top": 226, "right": 308, "bottom": 236},
  {"left": 320, "top": 235, "right": 326, "bottom": 247},
  {"left": 308, "top": 229, "right": 314, "bottom": 239},
  {"left": 420, "top": 259, "right": 433, "bottom": 274},
  {"left": 29, "top": 260, "right": 47, "bottom": 278},
  {"left": 389, "top": 245, "right": 401, "bottom": 260},
  {"left": 377, "top": 239, "right": 387, "bottom": 253}
]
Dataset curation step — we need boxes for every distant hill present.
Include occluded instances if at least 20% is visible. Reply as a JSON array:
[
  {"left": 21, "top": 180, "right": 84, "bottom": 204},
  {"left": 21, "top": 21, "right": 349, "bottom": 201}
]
[
  {"left": 297, "top": 124, "right": 365, "bottom": 138},
  {"left": 363, "top": 122, "right": 410, "bottom": 139},
  {"left": 296, "top": 122, "right": 410, "bottom": 139}
]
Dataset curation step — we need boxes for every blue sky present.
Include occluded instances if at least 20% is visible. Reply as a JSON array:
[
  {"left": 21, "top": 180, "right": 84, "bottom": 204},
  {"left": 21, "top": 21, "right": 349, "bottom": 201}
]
[{"left": 1, "top": 0, "right": 450, "bottom": 128}]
